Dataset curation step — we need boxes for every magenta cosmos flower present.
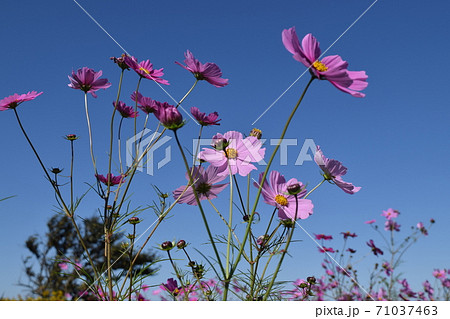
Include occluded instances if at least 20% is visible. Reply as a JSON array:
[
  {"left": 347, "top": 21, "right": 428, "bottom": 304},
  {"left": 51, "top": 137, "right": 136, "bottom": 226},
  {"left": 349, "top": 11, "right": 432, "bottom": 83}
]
[
  {"left": 161, "top": 278, "right": 179, "bottom": 295},
  {"left": 113, "top": 101, "right": 139, "bottom": 118},
  {"left": 0, "top": 91, "right": 43, "bottom": 111},
  {"left": 314, "top": 146, "right": 361, "bottom": 194},
  {"left": 130, "top": 92, "right": 159, "bottom": 114},
  {"left": 366, "top": 240, "right": 383, "bottom": 256},
  {"left": 199, "top": 131, "right": 265, "bottom": 177},
  {"left": 154, "top": 102, "right": 184, "bottom": 130},
  {"left": 124, "top": 56, "right": 169, "bottom": 85},
  {"left": 190, "top": 107, "right": 221, "bottom": 126},
  {"left": 175, "top": 50, "right": 228, "bottom": 87},
  {"left": 95, "top": 173, "right": 125, "bottom": 186},
  {"left": 254, "top": 170, "right": 313, "bottom": 221},
  {"left": 173, "top": 165, "right": 229, "bottom": 205},
  {"left": 282, "top": 27, "right": 368, "bottom": 97},
  {"left": 68, "top": 67, "right": 111, "bottom": 98}
]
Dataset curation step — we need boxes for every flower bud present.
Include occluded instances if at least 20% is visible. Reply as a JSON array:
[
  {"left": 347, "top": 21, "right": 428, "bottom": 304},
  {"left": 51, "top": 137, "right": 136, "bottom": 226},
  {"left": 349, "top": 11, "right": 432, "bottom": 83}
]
[
  {"left": 307, "top": 276, "right": 316, "bottom": 284},
  {"left": 176, "top": 239, "right": 187, "bottom": 249},
  {"left": 155, "top": 105, "right": 184, "bottom": 130},
  {"left": 65, "top": 134, "right": 79, "bottom": 141},
  {"left": 50, "top": 167, "right": 63, "bottom": 174},
  {"left": 287, "top": 183, "right": 302, "bottom": 195},
  {"left": 160, "top": 241, "right": 174, "bottom": 251},
  {"left": 128, "top": 217, "right": 140, "bottom": 225},
  {"left": 212, "top": 137, "right": 229, "bottom": 151},
  {"left": 250, "top": 128, "right": 262, "bottom": 139}
]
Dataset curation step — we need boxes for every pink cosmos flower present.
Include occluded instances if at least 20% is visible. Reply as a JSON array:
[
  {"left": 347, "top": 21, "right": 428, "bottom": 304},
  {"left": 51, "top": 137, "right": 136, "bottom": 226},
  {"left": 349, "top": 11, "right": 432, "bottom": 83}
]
[
  {"left": 124, "top": 56, "right": 169, "bottom": 85},
  {"left": 326, "top": 269, "right": 335, "bottom": 276},
  {"left": 173, "top": 165, "right": 229, "bottom": 205},
  {"left": 432, "top": 269, "right": 447, "bottom": 280},
  {"left": 130, "top": 92, "right": 159, "bottom": 114},
  {"left": 315, "top": 234, "right": 333, "bottom": 240},
  {"left": 175, "top": 50, "right": 228, "bottom": 87},
  {"left": 199, "top": 131, "right": 265, "bottom": 177},
  {"left": 58, "top": 262, "right": 69, "bottom": 270},
  {"left": 68, "top": 67, "right": 111, "bottom": 98},
  {"left": 254, "top": 170, "right": 313, "bottom": 221},
  {"left": 365, "top": 219, "right": 376, "bottom": 224},
  {"left": 113, "top": 101, "right": 139, "bottom": 118},
  {"left": 95, "top": 173, "right": 125, "bottom": 186},
  {"left": 367, "top": 240, "right": 383, "bottom": 256},
  {"left": 381, "top": 208, "right": 399, "bottom": 220},
  {"left": 190, "top": 107, "right": 221, "bottom": 126},
  {"left": 314, "top": 146, "right": 361, "bottom": 194},
  {"left": 282, "top": 27, "right": 368, "bottom": 97},
  {"left": 0, "top": 91, "right": 43, "bottom": 110}
]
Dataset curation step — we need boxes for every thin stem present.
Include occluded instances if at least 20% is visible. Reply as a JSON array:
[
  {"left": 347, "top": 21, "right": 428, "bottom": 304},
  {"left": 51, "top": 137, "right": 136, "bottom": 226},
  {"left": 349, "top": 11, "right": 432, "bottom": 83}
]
[
  {"left": 70, "top": 140, "right": 74, "bottom": 214},
  {"left": 173, "top": 130, "right": 226, "bottom": 279},
  {"left": 176, "top": 80, "right": 198, "bottom": 108},
  {"left": 225, "top": 161, "right": 234, "bottom": 279},
  {"left": 128, "top": 224, "right": 136, "bottom": 301},
  {"left": 117, "top": 117, "right": 125, "bottom": 174},
  {"left": 304, "top": 178, "right": 326, "bottom": 199},
  {"left": 230, "top": 75, "right": 315, "bottom": 282},
  {"left": 84, "top": 93, "right": 97, "bottom": 173},
  {"left": 13, "top": 108, "right": 102, "bottom": 292}
]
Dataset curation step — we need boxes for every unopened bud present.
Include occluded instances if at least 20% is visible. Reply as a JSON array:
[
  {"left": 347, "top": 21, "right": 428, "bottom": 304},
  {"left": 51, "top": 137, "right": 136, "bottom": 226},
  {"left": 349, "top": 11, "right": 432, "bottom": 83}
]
[
  {"left": 287, "top": 183, "right": 302, "bottom": 195},
  {"left": 249, "top": 128, "right": 262, "bottom": 139},
  {"left": 176, "top": 240, "right": 187, "bottom": 249}
]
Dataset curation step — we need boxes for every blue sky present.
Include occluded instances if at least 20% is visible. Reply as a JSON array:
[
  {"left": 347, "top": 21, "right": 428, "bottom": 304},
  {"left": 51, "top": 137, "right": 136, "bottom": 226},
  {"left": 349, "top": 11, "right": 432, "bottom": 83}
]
[{"left": 1, "top": 0, "right": 449, "bottom": 298}]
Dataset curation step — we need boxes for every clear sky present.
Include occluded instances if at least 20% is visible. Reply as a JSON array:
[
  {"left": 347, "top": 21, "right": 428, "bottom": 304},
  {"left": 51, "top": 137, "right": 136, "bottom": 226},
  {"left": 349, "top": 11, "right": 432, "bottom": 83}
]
[{"left": 1, "top": 0, "right": 449, "bottom": 298}]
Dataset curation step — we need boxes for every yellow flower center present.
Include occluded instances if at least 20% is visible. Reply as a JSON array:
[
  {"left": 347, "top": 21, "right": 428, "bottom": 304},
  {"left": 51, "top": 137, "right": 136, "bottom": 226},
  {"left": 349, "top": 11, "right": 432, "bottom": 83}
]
[
  {"left": 275, "top": 194, "right": 288, "bottom": 207},
  {"left": 313, "top": 60, "right": 328, "bottom": 72},
  {"left": 226, "top": 148, "right": 238, "bottom": 159},
  {"left": 139, "top": 67, "right": 150, "bottom": 74}
]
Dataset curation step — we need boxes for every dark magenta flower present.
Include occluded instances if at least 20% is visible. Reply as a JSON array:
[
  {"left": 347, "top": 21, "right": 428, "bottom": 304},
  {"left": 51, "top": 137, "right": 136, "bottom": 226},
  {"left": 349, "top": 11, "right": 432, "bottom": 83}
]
[
  {"left": 381, "top": 208, "right": 400, "bottom": 220},
  {"left": 113, "top": 101, "right": 139, "bottom": 118},
  {"left": 161, "top": 278, "right": 179, "bottom": 295},
  {"left": 95, "top": 173, "right": 125, "bottom": 186},
  {"left": 0, "top": 91, "right": 43, "bottom": 110},
  {"left": 282, "top": 27, "right": 368, "bottom": 97},
  {"left": 382, "top": 262, "right": 393, "bottom": 276},
  {"left": 199, "top": 131, "right": 265, "bottom": 177},
  {"left": 347, "top": 248, "right": 356, "bottom": 253},
  {"left": 314, "top": 146, "right": 361, "bottom": 194},
  {"left": 254, "top": 170, "right": 313, "bottom": 221},
  {"left": 341, "top": 231, "right": 357, "bottom": 239},
  {"left": 68, "top": 67, "right": 111, "bottom": 98},
  {"left": 175, "top": 50, "right": 228, "bottom": 87},
  {"left": 417, "top": 222, "right": 428, "bottom": 236},
  {"left": 384, "top": 219, "right": 400, "bottom": 232},
  {"left": 130, "top": 92, "right": 159, "bottom": 114},
  {"left": 190, "top": 107, "right": 221, "bottom": 126},
  {"left": 110, "top": 54, "right": 129, "bottom": 70},
  {"left": 172, "top": 165, "right": 229, "bottom": 205},
  {"left": 124, "top": 56, "right": 169, "bottom": 85},
  {"left": 318, "top": 246, "right": 335, "bottom": 253},
  {"left": 154, "top": 103, "right": 184, "bottom": 130},
  {"left": 315, "top": 234, "right": 333, "bottom": 240},
  {"left": 366, "top": 240, "right": 383, "bottom": 256}
]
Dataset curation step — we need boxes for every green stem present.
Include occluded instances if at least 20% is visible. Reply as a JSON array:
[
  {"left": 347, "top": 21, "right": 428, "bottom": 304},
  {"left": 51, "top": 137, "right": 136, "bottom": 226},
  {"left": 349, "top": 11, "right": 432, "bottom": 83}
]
[
  {"left": 263, "top": 195, "right": 299, "bottom": 300},
  {"left": 229, "top": 75, "right": 315, "bottom": 282},
  {"left": 173, "top": 130, "right": 226, "bottom": 279},
  {"left": 84, "top": 93, "right": 97, "bottom": 173},
  {"left": 176, "top": 80, "right": 198, "bottom": 108}
]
